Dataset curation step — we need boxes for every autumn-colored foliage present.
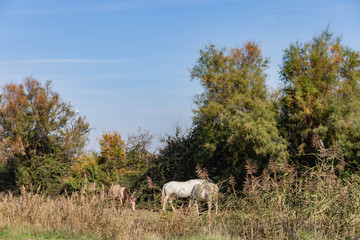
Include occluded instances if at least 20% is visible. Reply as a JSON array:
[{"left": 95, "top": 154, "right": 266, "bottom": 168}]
[
  {"left": 279, "top": 30, "right": 360, "bottom": 167},
  {"left": 99, "top": 131, "right": 126, "bottom": 161},
  {"left": 189, "top": 42, "right": 288, "bottom": 184},
  {"left": 1, "top": 29, "right": 360, "bottom": 205},
  {"left": 97, "top": 131, "right": 126, "bottom": 177},
  {"left": 0, "top": 77, "right": 90, "bottom": 193}
]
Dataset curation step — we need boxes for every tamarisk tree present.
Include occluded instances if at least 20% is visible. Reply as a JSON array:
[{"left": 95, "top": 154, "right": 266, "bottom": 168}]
[
  {"left": 0, "top": 77, "right": 90, "bottom": 192},
  {"left": 191, "top": 43, "right": 288, "bottom": 181},
  {"left": 279, "top": 30, "right": 360, "bottom": 167}
]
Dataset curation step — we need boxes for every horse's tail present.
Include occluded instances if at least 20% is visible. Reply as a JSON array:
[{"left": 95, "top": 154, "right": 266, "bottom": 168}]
[{"left": 161, "top": 184, "right": 165, "bottom": 204}]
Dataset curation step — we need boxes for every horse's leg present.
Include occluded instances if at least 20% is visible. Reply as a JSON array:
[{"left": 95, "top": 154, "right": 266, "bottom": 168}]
[
  {"left": 162, "top": 195, "right": 169, "bottom": 212},
  {"left": 207, "top": 199, "right": 212, "bottom": 216},
  {"left": 115, "top": 197, "right": 118, "bottom": 208},
  {"left": 119, "top": 197, "right": 123, "bottom": 208},
  {"left": 169, "top": 198, "right": 176, "bottom": 211},
  {"left": 215, "top": 198, "right": 218, "bottom": 214},
  {"left": 120, "top": 187, "right": 125, "bottom": 208},
  {"left": 195, "top": 201, "right": 199, "bottom": 215},
  {"left": 111, "top": 196, "right": 116, "bottom": 208},
  {"left": 214, "top": 192, "right": 219, "bottom": 214}
]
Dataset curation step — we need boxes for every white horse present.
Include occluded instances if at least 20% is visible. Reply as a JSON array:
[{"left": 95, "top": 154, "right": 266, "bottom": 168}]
[
  {"left": 162, "top": 179, "right": 209, "bottom": 212},
  {"left": 190, "top": 182, "right": 219, "bottom": 215}
]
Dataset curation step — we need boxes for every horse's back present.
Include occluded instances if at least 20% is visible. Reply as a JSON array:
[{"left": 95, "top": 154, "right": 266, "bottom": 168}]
[
  {"left": 191, "top": 182, "right": 218, "bottom": 200},
  {"left": 191, "top": 184, "right": 206, "bottom": 199},
  {"left": 109, "top": 184, "right": 125, "bottom": 198},
  {"left": 162, "top": 179, "right": 208, "bottom": 198}
]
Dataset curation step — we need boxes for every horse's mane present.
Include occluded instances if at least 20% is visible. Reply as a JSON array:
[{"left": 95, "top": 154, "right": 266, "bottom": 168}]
[
  {"left": 123, "top": 188, "right": 133, "bottom": 199},
  {"left": 206, "top": 178, "right": 214, "bottom": 183}
]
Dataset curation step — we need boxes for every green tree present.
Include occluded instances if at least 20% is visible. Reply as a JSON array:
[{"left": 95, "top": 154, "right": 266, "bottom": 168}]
[
  {"left": 279, "top": 30, "right": 360, "bottom": 167},
  {"left": 125, "top": 128, "right": 154, "bottom": 172},
  {"left": 147, "top": 126, "right": 200, "bottom": 185},
  {"left": 0, "top": 129, "right": 15, "bottom": 191},
  {"left": 0, "top": 77, "right": 90, "bottom": 192},
  {"left": 63, "top": 152, "right": 107, "bottom": 193},
  {"left": 140, "top": 126, "right": 202, "bottom": 204},
  {"left": 123, "top": 128, "right": 155, "bottom": 186},
  {"left": 191, "top": 43, "right": 288, "bottom": 181}
]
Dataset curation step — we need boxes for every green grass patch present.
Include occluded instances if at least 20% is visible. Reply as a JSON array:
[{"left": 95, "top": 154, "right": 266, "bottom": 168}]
[{"left": 0, "top": 226, "right": 105, "bottom": 240}]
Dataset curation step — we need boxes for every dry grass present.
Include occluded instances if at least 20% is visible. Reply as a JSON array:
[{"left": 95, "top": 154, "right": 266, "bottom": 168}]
[
  {"left": 2, "top": 156, "right": 360, "bottom": 239},
  {"left": 233, "top": 158, "right": 360, "bottom": 239},
  {"left": 0, "top": 184, "right": 231, "bottom": 239},
  {"left": 0, "top": 186, "right": 162, "bottom": 239}
]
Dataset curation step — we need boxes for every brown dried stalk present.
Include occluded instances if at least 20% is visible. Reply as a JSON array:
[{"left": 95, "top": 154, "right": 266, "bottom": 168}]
[
  {"left": 245, "top": 160, "right": 256, "bottom": 176},
  {"left": 195, "top": 164, "right": 209, "bottom": 179},
  {"left": 147, "top": 176, "right": 158, "bottom": 190}
]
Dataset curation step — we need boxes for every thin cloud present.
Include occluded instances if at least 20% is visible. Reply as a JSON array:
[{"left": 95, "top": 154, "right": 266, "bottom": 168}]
[
  {"left": 1, "top": 2, "right": 142, "bottom": 16},
  {"left": 0, "top": 0, "right": 224, "bottom": 16},
  {"left": 0, "top": 59, "right": 127, "bottom": 64}
]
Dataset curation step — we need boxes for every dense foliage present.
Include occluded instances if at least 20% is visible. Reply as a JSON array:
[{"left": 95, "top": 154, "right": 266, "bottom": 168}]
[
  {"left": 148, "top": 31, "right": 360, "bottom": 187},
  {"left": 191, "top": 42, "right": 288, "bottom": 181},
  {"left": 0, "top": 30, "right": 359, "bottom": 196},
  {"left": 2, "top": 141, "right": 360, "bottom": 239},
  {"left": 279, "top": 30, "right": 360, "bottom": 168},
  {"left": 0, "top": 77, "right": 90, "bottom": 193}
]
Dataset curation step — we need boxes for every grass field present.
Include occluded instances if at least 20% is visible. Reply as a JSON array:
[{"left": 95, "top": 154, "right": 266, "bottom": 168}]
[
  {"left": 0, "top": 227, "right": 104, "bottom": 240},
  {"left": 2, "top": 158, "right": 360, "bottom": 239},
  {"left": 0, "top": 188, "right": 233, "bottom": 240}
]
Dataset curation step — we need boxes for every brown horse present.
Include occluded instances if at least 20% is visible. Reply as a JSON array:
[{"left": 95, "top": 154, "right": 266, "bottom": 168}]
[{"left": 108, "top": 184, "right": 136, "bottom": 211}]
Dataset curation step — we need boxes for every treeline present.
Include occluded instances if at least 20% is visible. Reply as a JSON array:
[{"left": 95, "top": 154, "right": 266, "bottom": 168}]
[
  {"left": 0, "top": 76, "right": 157, "bottom": 194},
  {"left": 148, "top": 29, "right": 360, "bottom": 190},
  {"left": 1, "top": 29, "right": 360, "bottom": 196}
]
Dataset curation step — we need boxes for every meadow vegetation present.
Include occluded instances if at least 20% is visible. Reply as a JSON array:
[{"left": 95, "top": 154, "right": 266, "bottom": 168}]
[
  {"left": 1, "top": 141, "right": 360, "bottom": 239},
  {"left": 1, "top": 29, "right": 360, "bottom": 239}
]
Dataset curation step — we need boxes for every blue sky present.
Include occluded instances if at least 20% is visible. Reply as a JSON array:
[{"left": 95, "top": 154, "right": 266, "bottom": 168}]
[{"left": 0, "top": 0, "right": 359, "bottom": 151}]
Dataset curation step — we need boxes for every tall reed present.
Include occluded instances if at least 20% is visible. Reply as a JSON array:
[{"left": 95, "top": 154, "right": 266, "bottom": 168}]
[{"left": 2, "top": 142, "right": 360, "bottom": 239}]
